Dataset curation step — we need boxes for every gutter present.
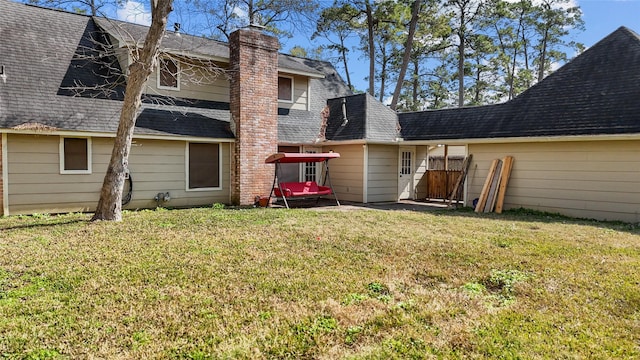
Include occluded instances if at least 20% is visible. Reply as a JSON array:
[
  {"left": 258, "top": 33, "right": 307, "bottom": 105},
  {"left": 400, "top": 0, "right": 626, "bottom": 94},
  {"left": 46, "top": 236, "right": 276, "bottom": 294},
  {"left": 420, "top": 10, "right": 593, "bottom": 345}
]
[
  {"left": 315, "top": 139, "right": 405, "bottom": 146},
  {"left": 1, "top": 129, "right": 236, "bottom": 143},
  {"left": 397, "top": 133, "right": 640, "bottom": 145}
]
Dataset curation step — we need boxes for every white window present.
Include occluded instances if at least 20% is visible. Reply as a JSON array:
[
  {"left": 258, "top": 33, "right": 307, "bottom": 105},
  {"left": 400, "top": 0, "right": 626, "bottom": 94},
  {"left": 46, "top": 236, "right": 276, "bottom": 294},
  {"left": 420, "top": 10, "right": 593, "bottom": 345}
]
[
  {"left": 401, "top": 151, "right": 412, "bottom": 175},
  {"left": 304, "top": 150, "right": 318, "bottom": 182},
  {"left": 59, "top": 137, "right": 91, "bottom": 174},
  {"left": 186, "top": 142, "right": 221, "bottom": 191},
  {"left": 278, "top": 76, "right": 293, "bottom": 102},
  {"left": 158, "top": 57, "right": 180, "bottom": 90}
]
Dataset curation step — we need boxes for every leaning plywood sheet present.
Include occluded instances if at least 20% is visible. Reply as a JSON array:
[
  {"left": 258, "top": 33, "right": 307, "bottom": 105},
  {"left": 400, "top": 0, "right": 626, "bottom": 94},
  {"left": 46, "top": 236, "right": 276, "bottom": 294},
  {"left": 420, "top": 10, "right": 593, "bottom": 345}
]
[
  {"left": 483, "top": 159, "right": 503, "bottom": 213},
  {"left": 475, "top": 159, "right": 500, "bottom": 213},
  {"left": 494, "top": 156, "right": 514, "bottom": 214}
]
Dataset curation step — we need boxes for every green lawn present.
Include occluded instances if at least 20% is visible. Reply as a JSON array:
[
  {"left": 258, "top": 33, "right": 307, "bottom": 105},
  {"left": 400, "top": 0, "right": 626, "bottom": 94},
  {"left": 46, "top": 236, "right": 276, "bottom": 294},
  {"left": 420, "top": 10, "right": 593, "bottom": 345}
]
[{"left": 0, "top": 207, "right": 638, "bottom": 359}]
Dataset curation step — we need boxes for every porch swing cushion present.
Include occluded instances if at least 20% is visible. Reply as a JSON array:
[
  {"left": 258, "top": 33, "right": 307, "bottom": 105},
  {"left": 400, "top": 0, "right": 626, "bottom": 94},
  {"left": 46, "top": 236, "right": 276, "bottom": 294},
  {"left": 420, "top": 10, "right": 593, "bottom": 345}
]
[{"left": 274, "top": 181, "right": 332, "bottom": 197}]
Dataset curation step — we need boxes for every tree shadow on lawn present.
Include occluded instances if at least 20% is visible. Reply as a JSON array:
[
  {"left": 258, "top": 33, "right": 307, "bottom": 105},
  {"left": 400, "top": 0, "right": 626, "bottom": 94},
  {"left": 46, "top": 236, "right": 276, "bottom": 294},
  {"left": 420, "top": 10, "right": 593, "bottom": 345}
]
[{"left": 0, "top": 218, "right": 86, "bottom": 231}]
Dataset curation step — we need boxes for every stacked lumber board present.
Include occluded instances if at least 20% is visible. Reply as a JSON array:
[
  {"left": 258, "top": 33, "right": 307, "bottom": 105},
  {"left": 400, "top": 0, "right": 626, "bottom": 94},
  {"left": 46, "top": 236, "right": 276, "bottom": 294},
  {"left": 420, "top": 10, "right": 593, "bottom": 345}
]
[{"left": 474, "top": 156, "right": 514, "bottom": 213}]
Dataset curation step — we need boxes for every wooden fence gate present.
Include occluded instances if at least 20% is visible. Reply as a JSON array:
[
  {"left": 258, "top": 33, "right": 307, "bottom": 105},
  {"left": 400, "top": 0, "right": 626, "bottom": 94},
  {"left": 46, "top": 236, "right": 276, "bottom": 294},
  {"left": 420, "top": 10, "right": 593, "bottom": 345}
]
[{"left": 425, "top": 170, "right": 462, "bottom": 200}]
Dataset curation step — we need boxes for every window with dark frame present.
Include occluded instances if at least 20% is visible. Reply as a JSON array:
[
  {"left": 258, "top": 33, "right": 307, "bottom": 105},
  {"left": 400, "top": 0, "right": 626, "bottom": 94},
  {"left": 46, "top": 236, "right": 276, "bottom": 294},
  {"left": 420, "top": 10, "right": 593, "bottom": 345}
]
[
  {"left": 63, "top": 138, "right": 89, "bottom": 171},
  {"left": 278, "top": 76, "right": 293, "bottom": 101},
  {"left": 159, "top": 57, "right": 179, "bottom": 89},
  {"left": 188, "top": 143, "right": 220, "bottom": 189}
]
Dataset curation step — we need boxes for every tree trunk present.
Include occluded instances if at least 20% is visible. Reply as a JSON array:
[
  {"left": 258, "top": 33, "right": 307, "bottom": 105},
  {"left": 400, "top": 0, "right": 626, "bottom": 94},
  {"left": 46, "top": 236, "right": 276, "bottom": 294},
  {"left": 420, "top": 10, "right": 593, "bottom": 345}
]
[
  {"left": 365, "top": 0, "right": 375, "bottom": 96},
  {"left": 339, "top": 36, "right": 353, "bottom": 90},
  {"left": 509, "top": 44, "right": 517, "bottom": 100},
  {"left": 412, "top": 58, "right": 419, "bottom": 109},
  {"left": 379, "top": 48, "right": 386, "bottom": 102},
  {"left": 92, "top": 0, "right": 173, "bottom": 221},
  {"left": 390, "top": 0, "right": 421, "bottom": 110},
  {"left": 537, "top": 28, "right": 548, "bottom": 82},
  {"left": 90, "top": 0, "right": 97, "bottom": 16},
  {"left": 457, "top": 29, "right": 464, "bottom": 107},
  {"left": 474, "top": 60, "right": 480, "bottom": 104}
]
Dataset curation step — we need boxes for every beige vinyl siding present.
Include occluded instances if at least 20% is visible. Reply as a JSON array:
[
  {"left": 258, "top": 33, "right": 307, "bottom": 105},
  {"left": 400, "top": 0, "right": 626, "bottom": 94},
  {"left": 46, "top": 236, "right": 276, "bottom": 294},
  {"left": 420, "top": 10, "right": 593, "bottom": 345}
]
[
  {"left": 322, "top": 145, "right": 363, "bottom": 202},
  {"left": 414, "top": 145, "right": 429, "bottom": 199},
  {"left": 7, "top": 134, "right": 229, "bottom": 215},
  {"left": 467, "top": 140, "right": 640, "bottom": 222},
  {"left": 145, "top": 61, "right": 230, "bottom": 102},
  {"left": 366, "top": 145, "right": 398, "bottom": 202},
  {"left": 278, "top": 75, "right": 308, "bottom": 110},
  {"left": 428, "top": 145, "right": 465, "bottom": 157},
  {"left": 8, "top": 134, "right": 103, "bottom": 213},
  {"left": 127, "top": 139, "right": 230, "bottom": 208}
]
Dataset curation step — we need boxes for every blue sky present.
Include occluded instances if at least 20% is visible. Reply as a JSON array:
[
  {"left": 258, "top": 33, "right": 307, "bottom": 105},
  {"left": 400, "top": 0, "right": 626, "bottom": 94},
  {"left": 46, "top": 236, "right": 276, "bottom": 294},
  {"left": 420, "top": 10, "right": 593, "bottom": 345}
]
[{"left": 573, "top": 0, "right": 640, "bottom": 47}]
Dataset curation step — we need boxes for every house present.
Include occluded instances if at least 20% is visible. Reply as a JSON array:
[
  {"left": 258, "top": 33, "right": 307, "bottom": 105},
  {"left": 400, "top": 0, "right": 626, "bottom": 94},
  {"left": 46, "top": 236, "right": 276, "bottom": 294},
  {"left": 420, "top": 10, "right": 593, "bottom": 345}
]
[{"left": 1, "top": 0, "right": 640, "bottom": 222}]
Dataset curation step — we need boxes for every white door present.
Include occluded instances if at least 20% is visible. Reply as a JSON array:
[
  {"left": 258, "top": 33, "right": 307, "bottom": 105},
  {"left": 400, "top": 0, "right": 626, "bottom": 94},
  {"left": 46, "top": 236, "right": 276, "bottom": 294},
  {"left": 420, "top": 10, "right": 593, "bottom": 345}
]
[{"left": 398, "top": 147, "right": 415, "bottom": 199}]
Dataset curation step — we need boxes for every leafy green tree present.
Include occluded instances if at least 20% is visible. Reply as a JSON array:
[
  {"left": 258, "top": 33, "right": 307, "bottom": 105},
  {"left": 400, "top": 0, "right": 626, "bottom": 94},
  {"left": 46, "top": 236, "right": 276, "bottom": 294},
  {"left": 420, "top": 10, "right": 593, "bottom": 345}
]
[
  {"left": 389, "top": 0, "right": 422, "bottom": 110},
  {"left": 313, "top": 2, "right": 360, "bottom": 90},
  {"left": 481, "top": 0, "right": 583, "bottom": 99},
  {"left": 446, "top": 0, "right": 486, "bottom": 107},
  {"left": 532, "top": 0, "right": 584, "bottom": 82},
  {"left": 427, "top": 54, "right": 456, "bottom": 109},
  {"left": 465, "top": 33, "right": 500, "bottom": 105},
  {"left": 288, "top": 45, "right": 308, "bottom": 58},
  {"left": 394, "top": 0, "right": 451, "bottom": 110},
  {"left": 484, "top": 0, "right": 532, "bottom": 100}
]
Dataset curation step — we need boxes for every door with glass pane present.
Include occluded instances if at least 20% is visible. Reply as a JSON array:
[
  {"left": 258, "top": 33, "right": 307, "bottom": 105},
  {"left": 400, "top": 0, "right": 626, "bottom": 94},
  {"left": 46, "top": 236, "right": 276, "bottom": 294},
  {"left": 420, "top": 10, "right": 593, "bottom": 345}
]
[{"left": 398, "top": 147, "right": 415, "bottom": 199}]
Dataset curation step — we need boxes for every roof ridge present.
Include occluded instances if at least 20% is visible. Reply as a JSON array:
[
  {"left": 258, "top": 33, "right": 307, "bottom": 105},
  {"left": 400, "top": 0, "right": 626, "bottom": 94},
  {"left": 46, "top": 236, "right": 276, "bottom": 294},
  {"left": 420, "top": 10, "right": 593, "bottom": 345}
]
[{"left": 22, "top": 2, "right": 92, "bottom": 18}]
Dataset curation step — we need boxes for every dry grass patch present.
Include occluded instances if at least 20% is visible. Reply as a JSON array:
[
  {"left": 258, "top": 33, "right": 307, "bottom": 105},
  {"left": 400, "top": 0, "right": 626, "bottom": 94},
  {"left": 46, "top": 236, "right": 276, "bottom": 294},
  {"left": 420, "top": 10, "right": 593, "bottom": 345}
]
[{"left": 0, "top": 207, "right": 638, "bottom": 359}]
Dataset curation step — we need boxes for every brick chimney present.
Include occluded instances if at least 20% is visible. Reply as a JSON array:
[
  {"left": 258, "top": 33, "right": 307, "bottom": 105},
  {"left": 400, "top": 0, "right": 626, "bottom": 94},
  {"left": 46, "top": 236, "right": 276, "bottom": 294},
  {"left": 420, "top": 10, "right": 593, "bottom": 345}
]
[{"left": 229, "top": 27, "right": 279, "bottom": 205}]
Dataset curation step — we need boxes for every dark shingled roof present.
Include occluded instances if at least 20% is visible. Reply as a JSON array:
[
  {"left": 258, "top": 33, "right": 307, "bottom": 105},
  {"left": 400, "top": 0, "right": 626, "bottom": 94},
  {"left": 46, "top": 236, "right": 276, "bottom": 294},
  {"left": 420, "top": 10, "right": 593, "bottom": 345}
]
[
  {"left": 325, "top": 93, "right": 399, "bottom": 142},
  {"left": 399, "top": 26, "right": 640, "bottom": 141}
]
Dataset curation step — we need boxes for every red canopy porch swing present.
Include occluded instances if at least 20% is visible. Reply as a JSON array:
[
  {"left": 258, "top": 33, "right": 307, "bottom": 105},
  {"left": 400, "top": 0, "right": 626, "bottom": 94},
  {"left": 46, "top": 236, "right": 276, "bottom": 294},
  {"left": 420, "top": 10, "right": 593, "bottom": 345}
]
[{"left": 265, "top": 152, "right": 341, "bottom": 209}]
